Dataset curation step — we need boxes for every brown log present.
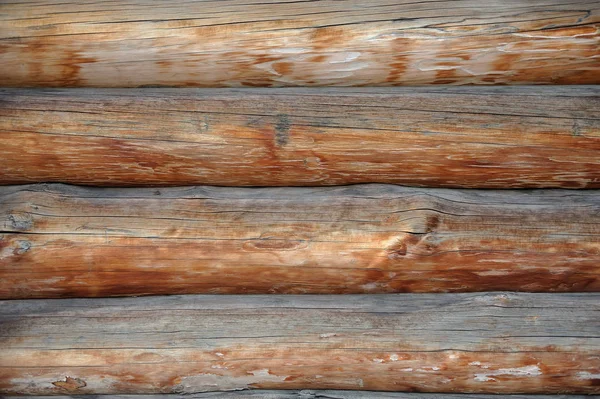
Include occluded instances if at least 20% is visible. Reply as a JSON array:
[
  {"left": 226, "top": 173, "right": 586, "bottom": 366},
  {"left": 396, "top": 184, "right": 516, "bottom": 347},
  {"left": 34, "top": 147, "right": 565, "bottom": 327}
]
[
  {"left": 1, "top": 183, "right": 599, "bottom": 298},
  {"left": 0, "top": 0, "right": 598, "bottom": 87},
  {"left": 1, "top": 293, "right": 599, "bottom": 394},
  {"left": 1, "top": 86, "right": 600, "bottom": 188},
  {"left": 2, "top": 396, "right": 595, "bottom": 399}
]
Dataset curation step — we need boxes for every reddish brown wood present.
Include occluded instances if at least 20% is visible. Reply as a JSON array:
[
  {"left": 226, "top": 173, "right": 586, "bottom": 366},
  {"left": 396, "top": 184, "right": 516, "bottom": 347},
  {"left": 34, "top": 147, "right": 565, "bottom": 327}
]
[
  {"left": 3, "top": 393, "right": 592, "bottom": 399},
  {"left": 1, "top": 87, "right": 599, "bottom": 188},
  {"left": 0, "top": 0, "right": 598, "bottom": 87},
  {"left": 1, "top": 184, "right": 598, "bottom": 298},
  {"left": 1, "top": 293, "right": 599, "bottom": 394}
]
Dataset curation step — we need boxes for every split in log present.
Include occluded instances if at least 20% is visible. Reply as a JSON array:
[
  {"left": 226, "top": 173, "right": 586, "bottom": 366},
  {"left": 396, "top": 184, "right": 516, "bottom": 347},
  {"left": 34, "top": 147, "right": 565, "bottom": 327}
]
[
  {"left": 0, "top": 0, "right": 598, "bottom": 87},
  {"left": 1, "top": 293, "right": 599, "bottom": 394},
  {"left": 1, "top": 183, "right": 599, "bottom": 298},
  {"left": 1, "top": 86, "right": 599, "bottom": 188}
]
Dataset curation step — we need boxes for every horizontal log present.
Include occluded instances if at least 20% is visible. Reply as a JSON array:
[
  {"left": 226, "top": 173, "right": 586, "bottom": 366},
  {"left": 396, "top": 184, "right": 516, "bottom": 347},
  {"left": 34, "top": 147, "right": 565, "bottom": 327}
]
[
  {"left": 3, "top": 393, "right": 593, "bottom": 399},
  {"left": 1, "top": 183, "right": 599, "bottom": 298},
  {"left": 0, "top": 0, "right": 598, "bottom": 87},
  {"left": 1, "top": 87, "right": 599, "bottom": 188},
  {"left": 1, "top": 293, "right": 599, "bottom": 395}
]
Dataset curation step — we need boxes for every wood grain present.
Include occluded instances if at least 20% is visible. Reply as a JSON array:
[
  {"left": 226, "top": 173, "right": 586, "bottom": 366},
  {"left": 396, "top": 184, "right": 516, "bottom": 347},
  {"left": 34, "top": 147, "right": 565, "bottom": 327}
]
[
  {"left": 1, "top": 87, "right": 599, "bottom": 188},
  {"left": 0, "top": 0, "right": 598, "bottom": 87},
  {"left": 3, "top": 393, "right": 593, "bottom": 399},
  {"left": 1, "top": 293, "right": 599, "bottom": 394},
  {"left": 1, "top": 183, "right": 599, "bottom": 298}
]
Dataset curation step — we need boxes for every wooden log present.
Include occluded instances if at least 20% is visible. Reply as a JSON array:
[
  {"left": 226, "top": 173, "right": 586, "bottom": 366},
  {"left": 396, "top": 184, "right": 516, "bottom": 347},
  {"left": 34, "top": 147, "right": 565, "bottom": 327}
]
[
  {"left": 1, "top": 183, "right": 599, "bottom": 298},
  {"left": 0, "top": 0, "right": 598, "bottom": 87},
  {"left": 1, "top": 86, "right": 599, "bottom": 188},
  {"left": 3, "top": 393, "right": 593, "bottom": 399},
  {"left": 1, "top": 293, "right": 599, "bottom": 394}
]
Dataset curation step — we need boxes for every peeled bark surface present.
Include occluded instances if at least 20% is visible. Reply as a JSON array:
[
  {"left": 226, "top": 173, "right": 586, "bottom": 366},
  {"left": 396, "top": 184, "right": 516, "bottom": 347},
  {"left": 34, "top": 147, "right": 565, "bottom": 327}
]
[
  {"left": 4, "top": 394, "right": 594, "bottom": 399},
  {"left": 1, "top": 86, "right": 600, "bottom": 188},
  {"left": 0, "top": 0, "right": 598, "bottom": 87},
  {"left": 1, "top": 293, "right": 599, "bottom": 395},
  {"left": 1, "top": 183, "right": 599, "bottom": 298}
]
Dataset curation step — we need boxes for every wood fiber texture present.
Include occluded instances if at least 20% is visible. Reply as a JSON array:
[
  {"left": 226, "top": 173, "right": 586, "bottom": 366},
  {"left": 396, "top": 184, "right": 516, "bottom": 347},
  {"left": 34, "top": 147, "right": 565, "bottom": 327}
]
[
  {"left": 0, "top": 0, "right": 599, "bottom": 87},
  {"left": 1, "top": 183, "right": 599, "bottom": 298},
  {"left": 1, "top": 87, "right": 599, "bottom": 188},
  {"left": 3, "top": 393, "right": 595, "bottom": 399},
  {"left": 1, "top": 293, "right": 599, "bottom": 395}
]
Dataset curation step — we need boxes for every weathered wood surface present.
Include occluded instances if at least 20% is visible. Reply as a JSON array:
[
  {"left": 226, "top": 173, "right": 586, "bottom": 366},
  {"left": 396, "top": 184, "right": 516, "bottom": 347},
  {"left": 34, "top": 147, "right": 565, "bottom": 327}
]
[
  {"left": 0, "top": 0, "right": 598, "bottom": 87},
  {"left": 4, "top": 393, "right": 594, "bottom": 399},
  {"left": 1, "top": 293, "right": 599, "bottom": 395},
  {"left": 1, "top": 183, "right": 599, "bottom": 298},
  {"left": 1, "top": 87, "right": 600, "bottom": 188}
]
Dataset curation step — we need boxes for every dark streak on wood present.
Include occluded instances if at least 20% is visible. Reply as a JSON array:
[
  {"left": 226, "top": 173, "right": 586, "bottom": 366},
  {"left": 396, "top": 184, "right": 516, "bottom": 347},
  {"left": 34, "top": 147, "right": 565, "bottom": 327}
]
[{"left": 275, "top": 113, "right": 291, "bottom": 147}]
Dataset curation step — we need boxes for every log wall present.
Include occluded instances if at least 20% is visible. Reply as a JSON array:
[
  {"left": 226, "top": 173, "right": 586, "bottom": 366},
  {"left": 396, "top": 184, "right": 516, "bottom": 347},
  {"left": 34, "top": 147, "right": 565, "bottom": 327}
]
[{"left": 1, "top": 2, "right": 599, "bottom": 395}]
